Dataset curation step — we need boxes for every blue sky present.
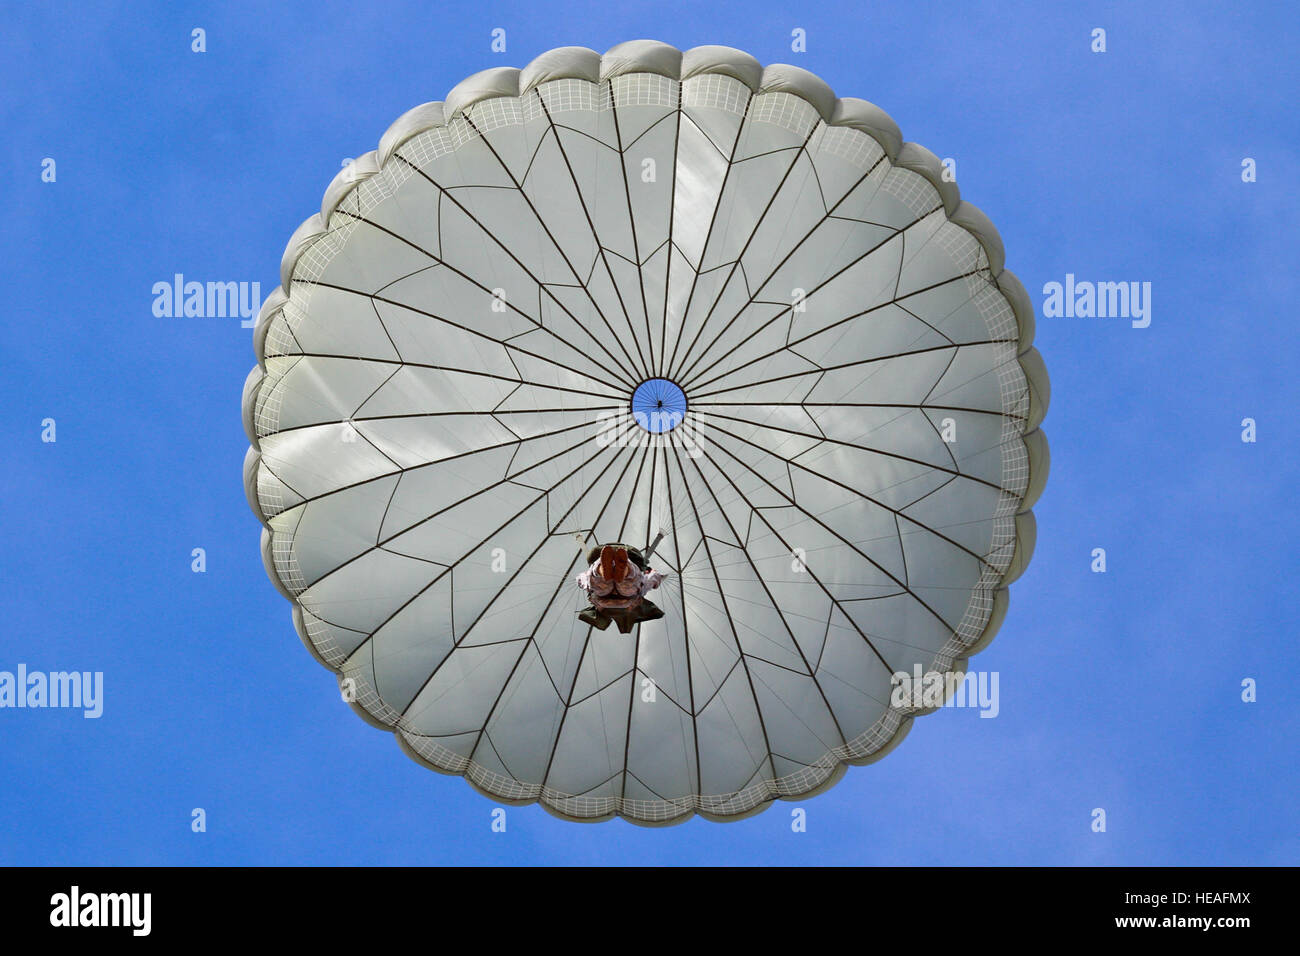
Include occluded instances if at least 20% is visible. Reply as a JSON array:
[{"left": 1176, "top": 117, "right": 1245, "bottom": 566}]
[{"left": 2, "top": 0, "right": 1297, "bottom": 865}]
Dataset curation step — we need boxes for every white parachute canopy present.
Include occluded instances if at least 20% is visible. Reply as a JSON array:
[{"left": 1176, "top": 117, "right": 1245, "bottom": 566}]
[{"left": 242, "top": 40, "right": 1050, "bottom": 825}]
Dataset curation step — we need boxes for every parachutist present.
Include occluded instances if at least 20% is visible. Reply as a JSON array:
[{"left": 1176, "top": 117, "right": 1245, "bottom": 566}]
[{"left": 576, "top": 544, "right": 665, "bottom": 634}]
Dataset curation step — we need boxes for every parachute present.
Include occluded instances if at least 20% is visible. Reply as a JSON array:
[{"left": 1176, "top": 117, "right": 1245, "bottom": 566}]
[{"left": 242, "top": 40, "right": 1050, "bottom": 825}]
